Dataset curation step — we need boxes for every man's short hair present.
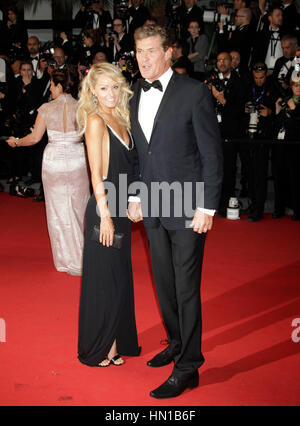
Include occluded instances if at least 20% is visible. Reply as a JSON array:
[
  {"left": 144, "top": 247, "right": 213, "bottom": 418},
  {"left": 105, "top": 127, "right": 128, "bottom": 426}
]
[
  {"left": 252, "top": 62, "right": 267, "bottom": 73},
  {"left": 281, "top": 34, "right": 298, "bottom": 45},
  {"left": 134, "top": 24, "right": 172, "bottom": 51}
]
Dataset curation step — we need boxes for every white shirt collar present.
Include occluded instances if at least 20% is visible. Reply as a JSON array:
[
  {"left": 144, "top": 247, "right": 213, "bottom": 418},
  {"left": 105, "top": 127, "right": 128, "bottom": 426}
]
[{"left": 145, "top": 67, "right": 173, "bottom": 92}]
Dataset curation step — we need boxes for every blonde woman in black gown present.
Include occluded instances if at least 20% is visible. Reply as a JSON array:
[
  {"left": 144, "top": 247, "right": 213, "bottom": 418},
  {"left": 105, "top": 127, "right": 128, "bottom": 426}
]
[{"left": 76, "top": 63, "right": 140, "bottom": 367}]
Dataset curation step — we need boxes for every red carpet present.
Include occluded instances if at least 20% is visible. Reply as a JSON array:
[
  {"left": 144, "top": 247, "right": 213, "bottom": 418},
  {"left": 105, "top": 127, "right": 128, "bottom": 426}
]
[{"left": 0, "top": 192, "right": 300, "bottom": 406}]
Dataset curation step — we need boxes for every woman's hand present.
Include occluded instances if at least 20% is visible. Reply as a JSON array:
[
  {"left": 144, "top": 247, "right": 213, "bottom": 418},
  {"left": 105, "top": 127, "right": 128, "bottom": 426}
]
[
  {"left": 6, "top": 136, "right": 18, "bottom": 148},
  {"left": 99, "top": 215, "right": 114, "bottom": 247}
]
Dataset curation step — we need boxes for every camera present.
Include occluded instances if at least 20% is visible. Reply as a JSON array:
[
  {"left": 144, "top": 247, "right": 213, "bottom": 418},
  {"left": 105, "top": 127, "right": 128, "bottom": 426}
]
[
  {"left": 106, "top": 23, "right": 116, "bottom": 44},
  {"left": 115, "top": 0, "right": 129, "bottom": 20},
  {"left": 40, "top": 42, "right": 56, "bottom": 68},
  {"left": 246, "top": 102, "right": 260, "bottom": 135},
  {"left": 206, "top": 72, "right": 226, "bottom": 92},
  {"left": 117, "top": 51, "right": 136, "bottom": 72}
]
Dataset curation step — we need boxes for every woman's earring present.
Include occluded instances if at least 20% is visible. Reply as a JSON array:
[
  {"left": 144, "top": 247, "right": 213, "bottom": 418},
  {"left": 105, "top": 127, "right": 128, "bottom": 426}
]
[{"left": 93, "top": 94, "right": 98, "bottom": 107}]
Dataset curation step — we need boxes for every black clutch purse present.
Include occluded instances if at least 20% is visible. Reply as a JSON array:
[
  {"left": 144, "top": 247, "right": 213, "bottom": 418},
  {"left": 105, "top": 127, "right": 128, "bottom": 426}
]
[{"left": 91, "top": 225, "right": 124, "bottom": 249}]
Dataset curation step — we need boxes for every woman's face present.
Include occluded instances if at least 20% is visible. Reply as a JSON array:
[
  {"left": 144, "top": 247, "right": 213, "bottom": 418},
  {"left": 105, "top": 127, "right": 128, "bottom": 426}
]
[
  {"left": 291, "top": 82, "right": 300, "bottom": 98},
  {"left": 188, "top": 21, "right": 200, "bottom": 38},
  {"left": 93, "top": 73, "right": 121, "bottom": 111},
  {"left": 50, "top": 80, "right": 63, "bottom": 100},
  {"left": 20, "top": 64, "right": 33, "bottom": 81},
  {"left": 84, "top": 35, "right": 93, "bottom": 47}
]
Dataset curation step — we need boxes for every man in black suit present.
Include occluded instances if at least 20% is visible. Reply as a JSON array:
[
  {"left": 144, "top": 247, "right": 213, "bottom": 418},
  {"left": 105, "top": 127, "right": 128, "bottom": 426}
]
[
  {"left": 206, "top": 52, "right": 244, "bottom": 217},
  {"left": 127, "top": 24, "right": 223, "bottom": 399},
  {"left": 128, "top": 0, "right": 150, "bottom": 43},
  {"left": 217, "top": 8, "right": 254, "bottom": 73}
]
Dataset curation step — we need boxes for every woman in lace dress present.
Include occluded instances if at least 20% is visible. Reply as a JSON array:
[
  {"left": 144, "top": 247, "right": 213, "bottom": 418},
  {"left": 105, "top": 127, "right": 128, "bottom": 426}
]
[{"left": 6, "top": 67, "right": 90, "bottom": 275}]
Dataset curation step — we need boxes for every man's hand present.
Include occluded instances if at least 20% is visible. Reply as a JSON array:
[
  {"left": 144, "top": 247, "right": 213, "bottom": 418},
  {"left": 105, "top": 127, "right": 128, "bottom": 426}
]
[
  {"left": 211, "top": 86, "right": 226, "bottom": 105},
  {"left": 259, "top": 104, "right": 272, "bottom": 117},
  {"left": 127, "top": 202, "right": 143, "bottom": 223},
  {"left": 190, "top": 210, "right": 213, "bottom": 234}
]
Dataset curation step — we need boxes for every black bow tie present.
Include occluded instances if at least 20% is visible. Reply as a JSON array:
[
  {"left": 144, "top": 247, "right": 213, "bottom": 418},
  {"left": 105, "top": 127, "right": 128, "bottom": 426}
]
[
  {"left": 31, "top": 56, "right": 39, "bottom": 61},
  {"left": 140, "top": 79, "right": 163, "bottom": 92}
]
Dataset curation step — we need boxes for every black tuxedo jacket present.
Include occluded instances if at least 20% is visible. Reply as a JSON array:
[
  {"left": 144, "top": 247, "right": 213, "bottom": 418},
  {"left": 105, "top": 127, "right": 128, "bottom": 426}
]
[{"left": 130, "top": 72, "right": 223, "bottom": 230}]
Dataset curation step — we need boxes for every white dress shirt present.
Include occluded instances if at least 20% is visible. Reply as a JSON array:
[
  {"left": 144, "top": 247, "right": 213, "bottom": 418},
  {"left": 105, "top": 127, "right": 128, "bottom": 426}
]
[{"left": 130, "top": 67, "right": 215, "bottom": 216}]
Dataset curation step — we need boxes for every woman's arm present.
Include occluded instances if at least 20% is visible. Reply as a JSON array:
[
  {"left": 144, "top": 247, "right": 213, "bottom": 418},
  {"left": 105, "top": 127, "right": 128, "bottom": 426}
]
[
  {"left": 6, "top": 111, "right": 46, "bottom": 147},
  {"left": 85, "top": 114, "right": 114, "bottom": 247}
]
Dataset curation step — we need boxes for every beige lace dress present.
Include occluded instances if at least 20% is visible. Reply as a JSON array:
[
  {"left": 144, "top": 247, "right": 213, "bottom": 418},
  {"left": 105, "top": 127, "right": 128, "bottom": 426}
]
[{"left": 38, "top": 94, "right": 90, "bottom": 275}]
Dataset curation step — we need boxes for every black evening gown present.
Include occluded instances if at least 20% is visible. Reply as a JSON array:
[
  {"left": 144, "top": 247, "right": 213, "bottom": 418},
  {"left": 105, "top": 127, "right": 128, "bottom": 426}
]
[{"left": 78, "top": 121, "right": 140, "bottom": 366}]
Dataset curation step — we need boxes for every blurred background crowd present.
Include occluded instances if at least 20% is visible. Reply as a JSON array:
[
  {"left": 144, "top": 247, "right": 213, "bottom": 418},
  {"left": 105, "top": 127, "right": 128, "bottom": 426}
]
[{"left": 0, "top": 0, "right": 299, "bottom": 221}]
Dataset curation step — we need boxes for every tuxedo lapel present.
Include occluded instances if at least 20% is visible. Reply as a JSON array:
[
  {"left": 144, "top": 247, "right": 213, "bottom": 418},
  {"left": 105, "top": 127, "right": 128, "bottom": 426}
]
[
  {"left": 132, "top": 82, "right": 148, "bottom": 146},
  {"left": 149, "top": 73, "right": 177, "bottom": 146}
]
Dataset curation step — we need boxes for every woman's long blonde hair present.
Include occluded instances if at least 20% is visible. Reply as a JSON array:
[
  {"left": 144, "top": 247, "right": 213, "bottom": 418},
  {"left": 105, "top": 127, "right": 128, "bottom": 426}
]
[{"left": 76, "top": 63, "right": 133, "bottom": 136}]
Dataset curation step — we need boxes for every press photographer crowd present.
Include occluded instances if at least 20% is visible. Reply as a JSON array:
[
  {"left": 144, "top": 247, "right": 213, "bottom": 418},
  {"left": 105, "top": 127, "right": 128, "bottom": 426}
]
[{"left": 0, "top": 0, "right": 300, "bottom": 222}]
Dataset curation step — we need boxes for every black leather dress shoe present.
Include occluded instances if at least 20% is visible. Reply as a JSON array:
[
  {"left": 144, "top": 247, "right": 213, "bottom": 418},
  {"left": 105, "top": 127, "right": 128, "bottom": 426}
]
[
  {"left": 150, "top": 371, "right": 199, "bottom": 399},
  {"left": 147, "top": 347, "right": 178, "bottom": 367},
  {"left": 292, "top": 214, "right": 300, "bottom": 221}
]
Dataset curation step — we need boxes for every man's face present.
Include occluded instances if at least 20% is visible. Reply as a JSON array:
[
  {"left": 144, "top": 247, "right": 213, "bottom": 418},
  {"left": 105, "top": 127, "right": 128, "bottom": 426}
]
[
  {"left": 281, "top": 40, "right": 298, "bottom": 59},
  {"left": 172, "top": 43, "right": 182, "bottom": 60},
  {"left": 53, "top": 48, "right": 66, "bottom": 67},
  {"left": 291, "top": 81, "right": 300, "bottom": 97},
  {"left": 27, "top": 38, "right": 40, "bottom": 55},
  {"left": 136, "top": 35, "right": 172, "bottom": 82},
  {"left": 253, "top": 71, "right": 267, "bottom": 86},
  {"left": 93, "top": 52, "right": 107, "bottom": 64},
  {"left": 113, "top": 19, "right": 125, "bottom": 35},
  {"left": 216, "top": 53, "right": 231, "bottom": 74},
  {"left": 185, "top": 0, "right": 196, "bottom": 8},
  {"left": 269, "top": 9, "right": 283, "bottom": 27},
  {"left": 235, "top": 10, "right": 246, "bottom": 26},
  {"left": 230, "top": 51, "right": 240, "bottom": 69},
  {"left": 132, "top": 0, "right": 142, "bottom": 8}
]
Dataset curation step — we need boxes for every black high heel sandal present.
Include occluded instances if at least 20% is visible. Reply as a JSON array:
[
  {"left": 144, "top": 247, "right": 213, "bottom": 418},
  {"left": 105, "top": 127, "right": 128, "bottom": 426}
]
[{"left": 109, "top": 354, "right": 124, "bottom": 366}]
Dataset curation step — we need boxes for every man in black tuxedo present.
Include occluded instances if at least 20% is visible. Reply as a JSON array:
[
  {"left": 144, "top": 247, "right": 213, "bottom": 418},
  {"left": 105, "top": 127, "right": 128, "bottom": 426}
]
[
  {"left": 128, "top": 0, "right": 150, "bottom": 43},
  {"left": 128, "top": 24, "right": 223, "bottom": 399}
]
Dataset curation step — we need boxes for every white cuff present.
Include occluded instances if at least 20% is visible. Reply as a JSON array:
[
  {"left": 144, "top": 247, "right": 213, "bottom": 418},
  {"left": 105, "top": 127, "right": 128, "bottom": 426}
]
[
  {"left": 197, "top": 207, "right": 215, "bottom": 216},
  {"left": 128, "top": 196, "right": 141, "bottom": 203}
]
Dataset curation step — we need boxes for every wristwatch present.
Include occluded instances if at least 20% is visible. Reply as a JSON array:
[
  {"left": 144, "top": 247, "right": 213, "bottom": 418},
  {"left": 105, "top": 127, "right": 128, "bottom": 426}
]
[{"left": 14, "top": 138, "right": 19, "bottom": 147}]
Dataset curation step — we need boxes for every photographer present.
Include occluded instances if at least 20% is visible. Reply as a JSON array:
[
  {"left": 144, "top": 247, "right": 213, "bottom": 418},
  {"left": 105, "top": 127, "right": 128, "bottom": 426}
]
[
  {"left": 180, "top": 0, "right": 203, "bottom": 41},
  {"left": 251, "top": 6, "right": 283, "bottom": 74},
  {"left": 7, "top": 61, "right": 44, "bottom": 186},
  {"left": 242, "top": 62, "right": 277, "bottom": 222},
  {"left": 206, "top": 52, "right": 244, "bottom": 216},
  {"left": 0, "top": 7, "right": 28, "bottom": 61},
  {"left": 273, "top": 35, "right": 299, "bottom": 91},
  {"left": 272, "top": 70, "right": 300, "bottom": 220},
  {"left": 172, "top": 38, "right": 193, "bottom": 76},
  {"left": 128, "top": 0, "right": 150, "bottom": 42},
  {"left": 78, "top": 29, "right": 104, "bottom": 68},
  {"left": 75, "top": 0, "right": 112, "bottom": 34},
  {"left": 186, "top": 19, "right": 208, "bottom": 81},
  {"left": 105, "top": 18, "right": 132, "bottom": 63}
]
